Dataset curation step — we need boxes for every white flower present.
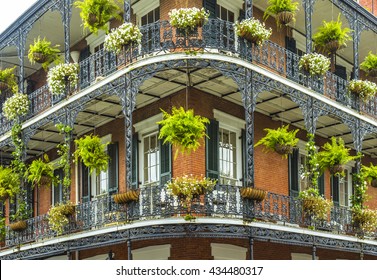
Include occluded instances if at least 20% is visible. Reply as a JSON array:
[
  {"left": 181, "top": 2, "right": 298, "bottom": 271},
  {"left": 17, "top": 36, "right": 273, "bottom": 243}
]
[
  {"left": 47, "top": 63, "right": 79, "bottom": 95},
  {"left": 169, "top": 7, "right": 209, "bottom": 30},
  {"left": 348, "top": 79, "right": 377, "bottom": 102},
  {"left": 234, "top": 18, "right": 272, "bottom": 46},
  {"left": 104, "top": 22, "right": 142, "bottom": 53},
  {"left": 2, "top": 92, "right": 30, "bottom": 121},
  {"left": 298, "top": 53, "right": 330, "bottom": 76}
]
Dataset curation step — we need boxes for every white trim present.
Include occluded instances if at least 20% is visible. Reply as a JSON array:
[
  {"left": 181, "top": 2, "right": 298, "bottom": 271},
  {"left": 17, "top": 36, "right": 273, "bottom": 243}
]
[
  {"left": 133, "top": 0, "right": 159, "bottom": 24},
  {"left": 132, "top": 244, "right": 171, "bottom": 260},
  {"left": 85, "top": 27, "right": 108, "bottom": 54},
  {"left": 217, "top": 0, "right": 243, "bottom": 21},
  {"left": 214, "top": 109, "right": 245, "bottom": 130},
  {"left": 211, "top": 243, "right": 247, "bottom": 260},
  {"left": 133, "top": 113, "right": 162, "bottom": 134}
]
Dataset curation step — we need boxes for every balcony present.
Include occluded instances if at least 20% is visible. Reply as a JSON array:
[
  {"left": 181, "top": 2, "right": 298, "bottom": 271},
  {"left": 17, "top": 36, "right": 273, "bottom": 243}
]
[{"left": 3, "top": 184, "right": 376, "bottom": 249}]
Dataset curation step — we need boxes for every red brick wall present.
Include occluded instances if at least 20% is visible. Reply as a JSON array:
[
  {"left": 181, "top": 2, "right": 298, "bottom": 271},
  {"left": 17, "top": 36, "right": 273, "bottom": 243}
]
[{"left": 359, "top": 0, "right": 377, "bottom": 15}]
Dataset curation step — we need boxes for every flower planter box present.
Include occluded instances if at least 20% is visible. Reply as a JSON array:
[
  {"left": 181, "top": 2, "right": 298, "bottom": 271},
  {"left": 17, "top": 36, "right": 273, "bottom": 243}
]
[
  {"left": 114, "top": 189, "right": 139, "bottom": 204},
  {"left": 9, "top": 220, "right": 28, "bottom": 232},
  {"left": 240, "top": 187, "right": 267, "bottom": 201}
]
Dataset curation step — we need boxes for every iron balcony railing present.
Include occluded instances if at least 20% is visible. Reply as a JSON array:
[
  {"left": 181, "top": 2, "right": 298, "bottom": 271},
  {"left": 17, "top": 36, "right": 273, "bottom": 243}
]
[
  {"left": 0, "top": 19, "right": 375, "bottom": 135},
  {"left": 3, "top": 184, "right": 375, "bottom": 248}
]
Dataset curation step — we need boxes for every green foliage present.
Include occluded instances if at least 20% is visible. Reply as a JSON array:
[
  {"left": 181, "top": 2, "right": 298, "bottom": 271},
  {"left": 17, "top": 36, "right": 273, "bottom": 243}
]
[
  {"left": 10, "top": 200, "right": 30, "bottom": 222},
  {"left": 28, "top": 36, "right": 61, "bottom": 70},
  {"left": 56, "top": 123, "right": 73, "bottom": 200},
  {"left": 360, "top": 52, "right": 377, "bottom": 75},
  {"left": 361, "top": 163, "right": 377, "bottom": 183},
  {"left": 254, "top": 124, "right": 299, "bottom": 158},
  {"left": 27, "top": 154, "right": 56, "bottom": 188},
  {"left": 298, "top": 187, "right": 333, "bottom": 221},
  {"left": 47, "top": 201, "right": 75, "bottom": 235},
  {"left": 157, "top": 106, "right": 209, "bottom": 158},
  {"left": 0, "top": 216, "right": 5, "bottom": 241},
  {"left": 0, "top": 166, "right": 20, "bottom": 201},
  {"left": 348, "top": 79, "right": 377, "bottom": 102},
  {"left": 0, "top": 66, "right": 18, "bottom": 94},
  {"left": 74, "top": 134, "right": 109, "bottom": 175},
  {"left": 313, "top": 14, "right": 352, "bottom": 55},
  {"left": 234, "top": 18, "right": 272, "bottom": 46},
  {"left": 263, "top": 0, "right": 299, "bottom": 26},
  {"left": 351, "top": 173, "right": 369, "bottom": 209},
  {"left": 74, "top": 0, "right": 121, "bottom": 34},
  {"left": 304, "top": 134, "right": 321, "bottom": 188},
  {"left": 352, "top": 207, "right": 377, "bottom": 236},
  {"left": 317, "top": 137, "right": 360, "bottom": 176}
]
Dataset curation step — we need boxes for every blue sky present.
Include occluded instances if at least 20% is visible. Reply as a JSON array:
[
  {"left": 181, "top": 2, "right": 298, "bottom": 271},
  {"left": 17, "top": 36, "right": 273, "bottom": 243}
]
[{"left": 0, "top": 0, "right": 38, "bottom": 33}]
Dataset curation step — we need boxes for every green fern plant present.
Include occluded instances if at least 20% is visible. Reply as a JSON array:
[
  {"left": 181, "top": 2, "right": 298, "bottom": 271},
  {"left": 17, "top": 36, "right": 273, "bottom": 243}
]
[
  {"left": 313, "top": 14, "right": 352, "bottom": 55},
  {"left": 263, "top": 0, "right": 299, "bottom": 27},
  {"left": 317, "top": 137, "right": 360, "bottom": 176},
  {"left": 157, "top": 106, "right": 209, "bottom": 158},
  {"left": 0, "top": 166, "right": 20, "bottom": 202},
  {"left": 0, "top": 66, "right": 18, "bottom": 93},
  {"left": 254, "top": 124, "right": 299, "bottom": 158},
  {"left": 26, "top": 154, "right": 56, "bottom": 188},
  {"left": 360, "top": 52, "right": 377, "bottom": 76},
  {"left": 28, "top": 36, "right": 61, "bottom": 70},
  {"left": 360, "top": 163, "right": 377, "bottom": 185},
  {"left": 74, "top": 0, "right": 122, "bottom": 34},
  {"left": 74, "top": 134, "right": 109, "bottom": 175}
]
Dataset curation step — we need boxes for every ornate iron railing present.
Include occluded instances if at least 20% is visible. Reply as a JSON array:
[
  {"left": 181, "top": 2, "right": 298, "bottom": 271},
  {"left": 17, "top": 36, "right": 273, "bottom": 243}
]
[
  {"left": 0, "top": 19, "right": 375, "bottom": 135},
  {"left": 3, "top": 185, "right": 375, "bottom": 248}
]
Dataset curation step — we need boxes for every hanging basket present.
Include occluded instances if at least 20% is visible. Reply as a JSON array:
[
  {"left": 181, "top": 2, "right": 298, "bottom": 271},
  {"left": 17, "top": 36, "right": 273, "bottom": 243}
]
[
  {"left": 39, "top": 175, "right": 52, "bottom": 188},
  {"left": 0, "top": 81, "right": 8, "bottom": 91},
  {"left": 9, "top": 220, "right": 28, "bottom": 232},
  {"left": 371, "top": 179, "right": 377, "bottom": 188},
  {"left": 240, "top": 187, "right": 267, "bottom": 201},
  {"left": 114, "top": 189, "right": 139, "bottom": 204},
  {"left": 276, "top": 11, "right": 294, "bottom": 26},
  {"left": 0, "top": 193, "right": 9, "bottom": 202},
  {"left": 367, "top": 69, "right": 377, "bottom": 77},
  {"left": 239, "top": 29, "right": 261, "bottom": 45},
  {"left": 325, "top": 40, "right": 341, "bottom": 54},
  {"left": 274, "top": 144, "right": 293, "bottom": 155},
  {"left": 32, "top": 52, "right": 48, "bottom": 64},
  {"left": 87, "top": 13, "right": 98, "bottom": 26},
  {"left": 60, "top": 204, "right": 75, "bottom": 217},
  {"left": 329, "top": 164, "right": 344, "bottom": 175}
]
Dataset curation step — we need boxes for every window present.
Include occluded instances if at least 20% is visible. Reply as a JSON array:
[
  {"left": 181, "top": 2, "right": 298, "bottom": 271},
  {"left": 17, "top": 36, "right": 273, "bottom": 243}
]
[
  {"left": 332, "top": 166, "right": 353, "bottom": 207},
  {"left": 141, "top": 7, "right": 160, "bottom": 25},
  {"left": 53, "top": 168, "right": 64, "bottom": 205},
  {"left": 142, "top": 131, "right": 160, "bottom": 186},
  {"left": 219, "top": 128, "right": 238, "bottom": 185},
  {"left": 133, "top": 0, "right": 159, "bottom": 25}
]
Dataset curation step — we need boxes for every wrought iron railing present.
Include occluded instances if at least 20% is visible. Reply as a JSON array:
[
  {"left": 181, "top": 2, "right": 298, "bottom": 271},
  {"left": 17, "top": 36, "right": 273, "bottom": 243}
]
[
  {"left": 4, "top": 185, "right": 376, "bottom": 248},
  {"left": 0, "top": 19, "right": 375, "bottom": 135}
]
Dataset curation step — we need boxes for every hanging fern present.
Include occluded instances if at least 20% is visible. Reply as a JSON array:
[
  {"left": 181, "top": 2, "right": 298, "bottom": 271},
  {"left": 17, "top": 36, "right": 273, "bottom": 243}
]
[{"left": 157, "top": 106, "right": 209, "bottom": 157}]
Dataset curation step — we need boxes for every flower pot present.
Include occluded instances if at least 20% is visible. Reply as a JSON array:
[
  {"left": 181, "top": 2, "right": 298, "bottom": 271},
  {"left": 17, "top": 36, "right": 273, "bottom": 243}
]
[
  {"left": 32, "top": 52, "right": 48, "bottom": 64},
  {"left": 114, "top": 189, "right": 139, "bottom": 204},
  {"left": 329, "top": 164, "right": 344, "bottom": 175},
  {"left": 240, "top": 187, "right": 267, "bottom": 201},
  {"left": 61, "top": 204, "right": 75, "bottom": 217},
  {"left": 87, "top": 13, "right": 98, "bottom": 26},
  {"left": 274, "top": 144, "right": 293, "bottom": 155},
  {"left": 276, "top": 11, "right": 294, "bottom": 26},
  {"left": 9, "top": 220, "right": 27, "bottom": 232},
  {"left": 239, "top": 29, "right": 260, "bottom": 45}
]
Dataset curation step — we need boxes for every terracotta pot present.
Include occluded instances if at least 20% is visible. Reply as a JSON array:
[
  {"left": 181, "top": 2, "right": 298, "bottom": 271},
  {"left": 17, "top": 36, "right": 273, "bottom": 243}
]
[
  {"left": 276, "top": 11, "right": 294, "bottom": 26},
  {"left": 9, "top": 220, "right": 27, "bottom": 232},
  {"left": 114, "top": 189, "right": 139, "bottom": 204},
  {"left": 274, "top": 144, "right": 293, "bottom": 155},
  {"left": 240, "top": 187, "right": 267, "bottom": 201}
]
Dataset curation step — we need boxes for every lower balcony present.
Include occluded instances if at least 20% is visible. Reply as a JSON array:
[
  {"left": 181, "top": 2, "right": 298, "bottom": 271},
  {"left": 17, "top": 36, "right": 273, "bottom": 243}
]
[{"left": 3, "top": 184, "right": 376, "bottom": 250}]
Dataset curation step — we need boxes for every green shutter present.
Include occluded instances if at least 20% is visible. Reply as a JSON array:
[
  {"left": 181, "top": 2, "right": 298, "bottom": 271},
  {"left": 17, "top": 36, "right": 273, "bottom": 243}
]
[
  {"left": 131, "top": 133, "right": 139, "bottom": 189},
  {"left": 108, "top": 142, "right": 119, "bottom": 195},
  {"left": 79, "top": 46, "right": 91, "bottom": 89},
  {"left": 289, "top": 148, "right": 299, "bottom": 197},
  {"left": 331, "top": 175, "right": 340, "bottom": 206},
  {"left": 160, "top": 138, "right": 172, "bottom": 186},
  {"left": 318, "top": 173, "right": 325, "bottom": 196},
  {"left": 81, "top": 165, "right": 91, "bottom": 203},
  {"left": 206, "top": 119, "right": 219, "bottom": 180},
  {"left": 203, "top": 0, "right": 217, "bottom": 18},
  {"left": 241, "top": 128, "right": 247, "bottom": 186}
]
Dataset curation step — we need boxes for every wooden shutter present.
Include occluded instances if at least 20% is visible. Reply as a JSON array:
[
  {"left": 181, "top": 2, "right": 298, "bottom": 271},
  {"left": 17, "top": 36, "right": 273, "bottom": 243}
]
[
  {"left": 318, "top": 173, "right": 325, "bottom": 196},
  {"left": 239, "top": 9, "right": 245, "bottom": 21},
  {"left": 131, "top": 133, "right": 139, "bottom": 189},
  {"left": 107, "top": 142, "right": 119, "bottom": 195},
  {"left": 206, "top": 119, "right": 219, "bottom": 180},
  {"left": 203, "top": 0, "right": 217, "bottom": 18},
  {"left": 285, "top": 37, "right": 297, "bottom": 80},
  {"left": 241, "top": 128, "right": 247, "bottom": 186},
  {"left": 79, "top": 46, "right": 91, "bottom": 89},
  {"left": 54, "top": 168, "right": 65, "bottom": 204},
  {"left": 160, "top": 138, "right": 172, "bottom": 186},
  {"left": 288, "top": 148, "right": 299, "bottom": 197},
  {"left": 331, "top": 175, "right": 340, "bottom": 206},
  {"left": 81, "top": 165, "right": 91, "bottom": 203}
]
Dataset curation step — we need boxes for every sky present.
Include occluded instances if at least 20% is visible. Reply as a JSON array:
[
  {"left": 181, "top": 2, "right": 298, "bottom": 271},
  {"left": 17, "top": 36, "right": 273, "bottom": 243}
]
[{"left": 0, "top": 0, "right": 38, "bottom": 33}]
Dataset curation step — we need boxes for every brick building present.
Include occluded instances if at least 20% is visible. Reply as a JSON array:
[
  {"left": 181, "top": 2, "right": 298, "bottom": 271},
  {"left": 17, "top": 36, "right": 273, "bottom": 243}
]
[{"left": 0, "top": 0, "right": 377, "bottom": 260}]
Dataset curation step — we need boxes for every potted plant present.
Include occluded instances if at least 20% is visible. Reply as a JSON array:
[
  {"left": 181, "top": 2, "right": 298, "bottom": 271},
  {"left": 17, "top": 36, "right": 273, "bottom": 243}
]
[
  {"left": 9, "top": 201, "right": 30, "bottom": 232},
  {"left": 157, "top": 106, "right": 209, "bottom": 158},
  {"left": 26, "top": 154, "right": 56, "bottom": 188},
  {"left": 298, "top": 188, "right": 333, "bottom": 222},
  {"left": 263, "top": 0, "right": 299, "bottom": 27},
  {"left": 234, "top": 17, "right": 272, "bottom": 46},
  {"left": 166, "top": 174, "right": 216, "bottom": 206},
  {"left": 104, "top": 22, "right": 142, "bottom": 53},
  {"left": 113, "top": 189, "right": 139, "bottom": 204},
  {"left": 360, "top": 51, "right": 377, "bottom": 77},
  {"left": 361, "top": 163, "right": 377, "bottom": 188},
  {"left": 0, "top": 166, "right": 20, "bottom": 202},
  {"left": 313, "top": 14, "right": 351, "bottom": 55},
  {"left": 74, "top": 134, "right": 109, "bottom": 175},
  {"left": 0, "top": 66, "right": 18, "bottom": 93},
  {"left": 74, "top": 0, "right": 122, "bottom": 34},
  {"left": 317, "top": 137, "right": 360, "bottom": 176},
  {"left": 254, "top": 124, "right": 299, "bottom": 158},
  {"left": 168, "top": 7, "right": 209, "bottom": 32},
  {"left": 298, "top": 52, "right": 331, "bottom": 76},
  {"left": 351, "top": 205, "right": 377, "bottom": 236},
  {"left": 348, "top": 79, "right": 377, "bottom": 102},
  {"left": 2, "top": 92, "right": 30, "bottom": 121},
  {"left": 47, "top": 201, "right": 75, "bottom": 235},
  {"left": 240, "top": 187, "right": 267, "bottom": 201},
  {"left": 28, "top": 36, "right": 61, "bottom": 70},
  {"left": 47, "top": 63, "right": 79, "bottom": 95}
]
